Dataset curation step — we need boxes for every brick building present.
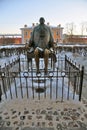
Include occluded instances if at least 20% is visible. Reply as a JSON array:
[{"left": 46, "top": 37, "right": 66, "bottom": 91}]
[
  {"left": 63, "top": 34, "right": 87, "bottom": 44},
  {"left": 20, "top": 23, "right": 64, "bottom": 44},
  {"left": 0, "top": 34, "right": 22, "bottom": 45}
]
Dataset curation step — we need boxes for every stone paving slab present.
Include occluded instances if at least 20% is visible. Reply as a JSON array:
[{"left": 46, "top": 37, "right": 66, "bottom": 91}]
[
  {"left": 0, "top": 126, "right": 87, "bottom": 130},
  {"left": 22, "top": 127, "right": 54, "bottom": 130},
  {"left": 70, "top": 128, "right": 87, "bottom": 130},
  {"left": 0, "top": 127, "right": 12, "bottom": 130}
]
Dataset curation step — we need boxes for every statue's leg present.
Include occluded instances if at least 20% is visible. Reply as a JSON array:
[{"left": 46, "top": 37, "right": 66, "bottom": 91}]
[
  {"left": 34, "top": 48, "right": 40, "bottom": 73},
  {"left": 44, "top": 49, "right": 50, "bottom": 74}
]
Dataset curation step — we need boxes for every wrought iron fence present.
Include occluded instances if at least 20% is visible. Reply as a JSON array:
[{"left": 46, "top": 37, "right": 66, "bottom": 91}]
[
  {"left": 0, "top": 54, "right": 84, "bottom": 102},
  {"left": 65, "top": 55, "right": 84, "bottom": 101}
]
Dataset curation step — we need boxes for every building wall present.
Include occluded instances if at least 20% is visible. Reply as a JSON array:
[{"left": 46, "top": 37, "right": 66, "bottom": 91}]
[
  {"left": 0, "top": 37, "right": 22, "bottom": 45},
  {"left": 66, "top": 38, "right": 87, "bottom": 44},
  {"left": 63, "top": 34, "right": 87, "bottom": 44},
  {"left": 24, "top": 29, "right": 32, "bottom": 43},
  {"left": 14, "top": 38, "right": 22, "bottom": 44},
  {"left": 20, "top": 24, "right": 64, "bottom": 44}
]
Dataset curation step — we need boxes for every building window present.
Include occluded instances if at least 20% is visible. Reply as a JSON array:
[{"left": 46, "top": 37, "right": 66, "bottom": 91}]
[
  {"left": 56, "top": 31, "right": 59, "bottom": 35},
  {"left": 30, "top": 32, "right": 32, "bottom": 36},
  {"left": 25, "top": 32, "right": 28, "bottom": 36}
]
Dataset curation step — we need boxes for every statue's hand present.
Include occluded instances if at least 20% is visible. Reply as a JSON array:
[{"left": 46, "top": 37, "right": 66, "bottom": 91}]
[
  {"left": 50, "top": 48, "right": 54, "bottom": 52},
  {"left": 28, "top": 47, "right": 34, "bottom": 53}
]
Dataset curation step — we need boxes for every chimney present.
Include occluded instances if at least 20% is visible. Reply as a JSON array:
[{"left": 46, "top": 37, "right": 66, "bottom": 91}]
[
  {"left": 36, "top": 23, "right": 38, "bottom": 26},
  {"left": 58, "top": 24, "right": 61, "bottom": 27},
  {"left": 24, "top": 24, "right": 27, "bottom": 27},
  {"left": 47, "top": 22, "right": 50, "bottom": 26},
  {"left": 32, "top": 23, "right": 35, "bottom": 27}
]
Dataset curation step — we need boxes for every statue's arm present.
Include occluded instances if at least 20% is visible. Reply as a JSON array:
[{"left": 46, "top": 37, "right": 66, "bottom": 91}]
[
  {"left": 29, "top": 29, "right": 35, "bottom": 47},
  {"left": 25, "top": 29, "right": 35, "bottom": 50},
  {"left": 48, "top": 27, "right": 54, "bottom": 49}
]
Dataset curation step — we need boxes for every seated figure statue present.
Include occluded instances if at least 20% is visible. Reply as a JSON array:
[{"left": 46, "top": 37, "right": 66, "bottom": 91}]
[{"left": 26, "top": 17, "right": 55, "bottom": 74}]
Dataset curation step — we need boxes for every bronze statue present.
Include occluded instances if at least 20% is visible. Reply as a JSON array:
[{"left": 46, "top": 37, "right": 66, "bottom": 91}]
[{"left": 27, "top": 17, "right": 54, "bottom": 74}]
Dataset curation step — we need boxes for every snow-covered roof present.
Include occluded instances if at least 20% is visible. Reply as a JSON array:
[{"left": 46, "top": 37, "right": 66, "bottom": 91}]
[
  {"left": 0, "top": 44, "right": 87, "bottom": 50},
  {"left": 57, "top": 44, "right": 87, "bottom": 47},
  {"left": 0, "top": 44, "right": 25, "bottom": 49}
]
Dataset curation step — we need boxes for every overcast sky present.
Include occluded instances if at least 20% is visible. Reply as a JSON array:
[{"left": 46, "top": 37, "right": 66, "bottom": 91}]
[{"left": 0, "top": 0, "right": 87, "bottom": 34}]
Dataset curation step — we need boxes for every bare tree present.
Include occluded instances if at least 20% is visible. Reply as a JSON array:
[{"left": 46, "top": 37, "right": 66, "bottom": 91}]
[
  {"left": 80, "top": 22, "right": 87, "bottom": 35},
  {"left": 64, "top": 23, "right": 76, "bottom": 43},
  {"left": 65, "top": 22, "right": 76, "bottom": 35}
]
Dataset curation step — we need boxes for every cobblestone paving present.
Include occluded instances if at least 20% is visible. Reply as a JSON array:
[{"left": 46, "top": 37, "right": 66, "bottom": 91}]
[{"left": 0, "top": 98, "right": 87, "bottom": 130}]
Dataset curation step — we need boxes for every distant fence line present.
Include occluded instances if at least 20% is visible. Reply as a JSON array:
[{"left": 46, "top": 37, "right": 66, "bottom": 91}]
[
  {"left": 0, "top": 44, "right": 87, "bottom": 57},
  {"left": 55, "top": 45, "right": 87, "bottom": 54},
  {"left": 0, "top": 54, "right": 84, "bottom": 101}
]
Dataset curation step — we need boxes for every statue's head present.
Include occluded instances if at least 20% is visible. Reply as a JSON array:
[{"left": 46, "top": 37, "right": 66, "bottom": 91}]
[{"left": 39, "top": 17, "right": 45, "bottom": 24}]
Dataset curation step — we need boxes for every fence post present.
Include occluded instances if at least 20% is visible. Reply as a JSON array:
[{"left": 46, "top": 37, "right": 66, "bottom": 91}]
[
  {"left": 18, "top": 55, "right": 21, "bottom": 72},
  {"left": 65, "top": 55, "right": 67, "bottom": 70},
  {"left": 0, "top": 84, "right": 2, "bottom": 102},
  {"left": 79, "top": 66, "right": 84, "bottom": 101}
]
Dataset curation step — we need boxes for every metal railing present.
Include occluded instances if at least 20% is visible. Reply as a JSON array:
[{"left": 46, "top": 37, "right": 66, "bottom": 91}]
[
  {"left": 0, "top": 54, "right": 84, "bottom": 102},
  {"left": 65, "top": 55, "right": 84, "bottom": 101}
]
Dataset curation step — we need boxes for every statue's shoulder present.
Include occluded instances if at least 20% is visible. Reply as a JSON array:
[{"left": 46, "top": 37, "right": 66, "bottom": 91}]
[
  {"left": 33, "top": 25, "right": 40, "bottom": 31},
  {"left": 44, "top": 25, "right": 51, "bottom": 32}
]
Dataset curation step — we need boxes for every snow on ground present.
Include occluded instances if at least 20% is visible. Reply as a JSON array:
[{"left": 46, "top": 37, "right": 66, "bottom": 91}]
[
  {"left": 0, "top": 55, "right": 18, "bottom": 68},
  {"left": 0, "top": 44, "right": 25, "bottom": 49},
  {"left": 56, "top": 50, "right": 87, "bottom": 99}
]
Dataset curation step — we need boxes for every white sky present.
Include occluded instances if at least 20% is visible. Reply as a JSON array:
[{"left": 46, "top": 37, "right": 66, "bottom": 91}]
[{"left": 0, "top": 0, "right": 87, "bottom": 34}]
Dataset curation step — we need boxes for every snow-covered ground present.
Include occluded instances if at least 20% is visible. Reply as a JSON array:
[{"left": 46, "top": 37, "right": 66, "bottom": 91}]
[
  {"left": 57, "top": 50, "right": 87, "bottom": 99},
  {"left": 0, "top": 55, "right": 18, "bottom": 68}
]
